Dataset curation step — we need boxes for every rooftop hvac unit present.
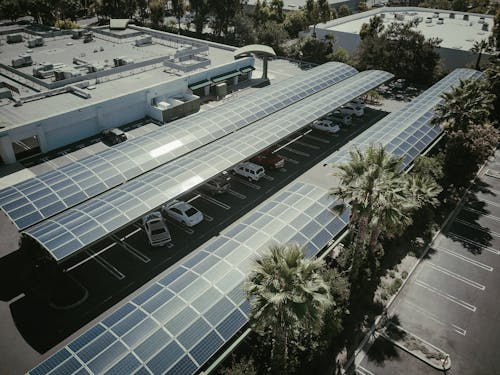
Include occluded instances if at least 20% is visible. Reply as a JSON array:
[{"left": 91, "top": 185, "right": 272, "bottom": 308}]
[
  {"left": 88, "top": 64, "right": 104, "bottom": 73},
  {"left": 7, "top": 34, "right": 23, "bottom": 43},
  {"left": 12, "top": 54, "right": 33, "bottom": 68},
  {"left": 380, "top": 13, "right": 385, "bottom": 18},
  {"left": 425, "top": 17, "right": 432, "bottom": 23},
  {"left": 72, "top": 29, "right": 84, "bottom": 39},
  {"left": 449, "top": 13, "right": 455, "bottom": 18},
  {"left": 482, "top": 23, "right": 489, "bottom": 31},
  {"left": 135, "top": 36, "right": 152, "bottom": 46},
  {"left": 437, "top": 18, "right": 444, "bottom": 24},
  {"left": 463, "top": 14, "right": 469, "bottom": 21},
  {"left": 27, "top": 37, "right": 43, "bottom": 48},
  {"left": 433, "top": 12, "right": 439, "bottom": 18},
  {"left": 83, "top": 32, "right": 93, "bottom": 43},
  {"left": 478, "top": 17, "right": 485, "bottom": 24},
  {"left": 54, "top": 70, "right": 65, "bottom": 81}
]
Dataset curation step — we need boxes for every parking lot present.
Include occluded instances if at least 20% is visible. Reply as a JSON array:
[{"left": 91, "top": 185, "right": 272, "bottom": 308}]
[
  {"left": 0, "top": 104, "right": 389, "bottom": 356},
  {"left": 358, "top": 151, "right": 500, "bottom": 374}
]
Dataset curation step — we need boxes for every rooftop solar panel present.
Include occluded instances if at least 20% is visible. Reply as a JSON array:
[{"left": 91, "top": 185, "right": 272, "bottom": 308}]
[
  {"left": 29, "top": 181, "right": 348, "bottom": 375},
  {"left": 24, "top": 69, "right": 392, "bottom": 261},
  {"left": 324, "top": 68, "right": 483, "bottom": 168},
  {"left": 0, "top": 62, "right": 358, "bottom": 230}
]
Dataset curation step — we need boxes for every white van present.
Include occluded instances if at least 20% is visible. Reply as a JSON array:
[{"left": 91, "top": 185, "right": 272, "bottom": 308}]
[{"left": 232, "top": 162, "right": 265, "bottom": 181}]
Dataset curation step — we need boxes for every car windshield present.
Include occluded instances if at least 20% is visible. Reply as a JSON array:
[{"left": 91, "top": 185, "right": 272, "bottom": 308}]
[
  {"left": 186, "top": 207, "right": 198, "bottom": 217},
  {"left": 151, "top": 228, "right": 165, "bottom": 235}
]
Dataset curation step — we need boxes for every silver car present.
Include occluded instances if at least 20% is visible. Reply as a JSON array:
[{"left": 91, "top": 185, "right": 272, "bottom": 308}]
[
  {"left": 162, "top": 200, "right": 204, "bottom": 227},
  {"left": 142, "top": 211, "right": 171, "bottom": 247}
]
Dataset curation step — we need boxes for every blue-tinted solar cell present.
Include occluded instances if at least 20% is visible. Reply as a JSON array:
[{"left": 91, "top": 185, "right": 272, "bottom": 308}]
[
  {"left": 111, "top": 309, "right": 147, "bottom": 336},
  {"left": 49, "top": 357, "right": 82, "bottom": 375},
  {"left": 191, "top": 331, "right": 224, "bottom": 366},
  {"left": 87, "top": 341, "right": 127, "bottom": 374},
  {"left": 205, "top": 297, "right": 235, "bottom": 326},
  {"left": 29, "top": 348, "right": 71, "bottom": 375},
  {"left": 77, "top": 331, "right": 115, "bottom": 363},
  {"left": 146, "top": 341, "right": 184, "bottom": 375},
  {"left": 165, "top": 306, "right": 199, "bottom": 336},
  {"left": 178, "top": 317, "right": 211, "bottom": 349},
  {"left": 132, "top": 283, "right": 163, "bottom": 305},
  {"left": 158, "top": 267, "right": 187, "bottom": 286},
  {"left": 103, "top": 303, "right": 135, "bottom": 327},
  {"left": 122, "top": 317, "right": 158, "bottom": 348},
  {"left": 216, "top": 309, "right": 247, "bottom": 340},
  {"left": 142, "top": 289, "right": 175, "bottom": 313},
  {"left": 135, "top": 329, "right": 172, "bottom": 362},
  {"left": 165, "top": 355, "right": 198, "bottom": 375},
  {"left": 69, "top": 324, "right": 106, "bottom": 352},
  {"left": 104, "top": 353, "right": 141, "bottom": 375},
  {"left": 183, "top": 250, "right": 209, "bottom": 268},
  {"left": 168, "top": 271, "right": 198, "bottom": 293}
]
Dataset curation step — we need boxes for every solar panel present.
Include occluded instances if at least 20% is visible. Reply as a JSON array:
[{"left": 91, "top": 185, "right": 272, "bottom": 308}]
[
  {"left": 29, "top": 181, "right": 349, "bottom": 375},
  {"left": 24, "top": 69, "right": 393, "bottom": 261},
  {"left": 0, "top": 62, "right": 358, "bottom": 230},
  {"left": 324, "top": 68, "right": 483, "bottom": 168}
]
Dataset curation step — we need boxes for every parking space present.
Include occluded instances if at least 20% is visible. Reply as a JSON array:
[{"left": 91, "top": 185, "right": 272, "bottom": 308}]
[{"left": 360, "top": 152, "right": 500, "bottom": 374}]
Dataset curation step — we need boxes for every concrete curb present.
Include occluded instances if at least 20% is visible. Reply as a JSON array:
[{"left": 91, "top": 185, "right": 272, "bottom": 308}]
[{"left": 378, "top": 322, "right": 451, "bottom": 371}]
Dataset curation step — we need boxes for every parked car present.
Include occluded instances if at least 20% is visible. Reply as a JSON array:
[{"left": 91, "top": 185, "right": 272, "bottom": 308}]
[
  {"left": 142, "top": 211, "right": 171, "bottom": 247},
  {"left": 311, "top": 119, "right": 341, "bottom": 133},
  {"left": 250, "top": 149, "right": 285, "bottom": 170},
  {"left": 348, "top": 99, "right": 366, "bottom": 109},
  {"left": 162, "top": 200, "right": 203, "bottom": 227},
  {"left": 232, "top": 161, "right": 265, "bottom": 181},
  {"left": 328, "top": 110, "right": 352, "bottom": 126},
  {"left": 202, "top": 172, "right": 231, "bottom": 194},
  {"left": 101, "top": 128, "right": 127, "bottom": 145},
  {"left": 340, "top": 104, "right": 364, "bottom": 117}
]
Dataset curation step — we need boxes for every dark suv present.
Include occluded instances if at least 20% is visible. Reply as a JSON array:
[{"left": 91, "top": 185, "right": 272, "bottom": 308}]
[
  {"left": 101, "top": 128, "right": 127, "bottom": 145},
  {"left": 250, "top": 149, "right": 285, "bottom": 170}
]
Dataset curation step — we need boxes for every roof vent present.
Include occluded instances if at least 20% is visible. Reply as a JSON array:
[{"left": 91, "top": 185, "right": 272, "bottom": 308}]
[
  {"left": 425, "top": 17, "right": 432, "bottom": 23},
  {"left": 433, "top": 12, "right": 439, "bottom": 18},
  {"left": 437, "top": 18, "right": 444, "bottom": 24},
  {"left": 449, "top": 13, "right": 455, "bottom": 18},
  {"left": 478, "top": 17, "right": 485, "bottom": 24},
  {"left": 463, "top": 14, "right": 469, "bottom": 21},
  {"left": 482, "top": 23, "right": 489, "bottom": 31}
]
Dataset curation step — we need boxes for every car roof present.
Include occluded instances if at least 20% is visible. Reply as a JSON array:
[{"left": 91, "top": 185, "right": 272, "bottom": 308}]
[
  {"left": 167, "top": 200, "right": 193, "bottom": 211},
  {"left": 143, "top": 211, "right": 162, "bottom": 221}
]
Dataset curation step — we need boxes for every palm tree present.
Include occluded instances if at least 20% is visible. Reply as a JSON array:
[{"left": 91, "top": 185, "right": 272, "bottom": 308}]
[
  {"left": 244, "top": 244, "right": 332, "bottom": 374},
  {"left": 471, "top": 39, "right": 490, "bottom": 70},
  {"left": 432, "top": 78, "right": 494, "bottom": 132},
  {"left": 331, "top": 145, "right": 441, "bottom": 280}
]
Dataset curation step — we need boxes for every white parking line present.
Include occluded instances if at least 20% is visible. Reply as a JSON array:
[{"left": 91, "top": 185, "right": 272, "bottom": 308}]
[
  {"left": 463, "top": 207, "right": 500, "bottom": 222},
  {"left": 403, "top": 301, "right": 467, "bottom": 336},
  {"left": 473, "top": 196, "right": 500, "bottom": 209},
  {"left": 434, "top": 246, "right": 493, "bottom": 271},
  {"left": 233, "top": 178, "right": 261, "bottom": 190},
  {"left": 111, "top": 234, "right": 150, "bottom": 263},
  {"left": 304, "top": 133, "right": 330, "bottom": 143},
  {"left": 356, "top": 365, "right": 376, "bottom": 375},
  {"left": 228, "top": 189, "right": 246, "bottom": 199},
  {"left": 277, "top": 154, "right": 298, "bottom": 164},
  {"left": 187, "top": 194, "right": 201, "bottom": 203},
  {"left": 85, "top": 247, "right": 125, "bottom": 280},
  {"left": 289, "top": 139, "right": 320, "bottom": 149},
  {"left": 416, "top": 279, "right": 477, "bottom": 312},
  {"left": 428, "top": 262, "right": 485, "bottom": 290},
  {"left": 199, "top": 193, "right": 231, "bottom": 210},
  {"left": 283, "top": 147, "right": 309, "bottom": 157},
  {"left": 447, "top": 232, "right": 500, "bottom": 255},
  {"left": 454, "top": 218, "right": 500, "bottom": 238}
]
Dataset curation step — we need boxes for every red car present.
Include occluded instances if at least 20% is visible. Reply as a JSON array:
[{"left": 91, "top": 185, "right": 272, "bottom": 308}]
[{"left": 250, "top": 150, "right": 285, "bottom": 170}]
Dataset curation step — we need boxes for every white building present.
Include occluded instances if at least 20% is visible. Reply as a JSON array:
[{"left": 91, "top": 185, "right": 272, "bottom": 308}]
[{"left": 307, "top": 7, "right": 495, "bottom": 69}]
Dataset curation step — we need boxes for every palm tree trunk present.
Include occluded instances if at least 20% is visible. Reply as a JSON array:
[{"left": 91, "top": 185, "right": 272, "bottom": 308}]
[
  {"left": 475, "top": 51, "right": 482, "bottom": 70},
  {"left": 350, "top": 215, "right": 369, "bottom": 281}
]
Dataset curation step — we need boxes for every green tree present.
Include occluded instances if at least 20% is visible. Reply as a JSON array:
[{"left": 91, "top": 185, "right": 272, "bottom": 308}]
[
  {"left": 471, "top": 39, "right": 490, "bottom": 70},
  {"left": 0, "top": 0, "right": 23, "bottom": 21},
  {"left": 283, "top": 10, "right": 308, "bottom": 38},
  {"left": 328, "top": 46, "right": 350, "bottom": 64},
  {"left": 317, "top": 0, "right": 331, "bottom": 23},
  {"left": 355, "top": 20, "right": 441, "bottom": 84},
  {"left": 452, "top": 0, "right": 467, "bottom": 10},
  {"left": 171, "top": 0, "right": 185, "bottom": 33},
  {"left": 289, "top": 35, "right": 334, "bottom": 64},
  {"left": 492, "top": 10, "right": 500, "bottom": 51},
  {"left": 149, "top": 0, "right": 165, "bottom": 28},
  {"left": 270, "top": 0, "right": 284, "bottom": 22},
  {"left": 233, "top": 12, "right": 257, "bottom": 46},
  {"left": 208, "top": 0, "right": 242, "bottom": 36},
  {"left": 432, "top": 78, "right": 494, "bottom": 132},
  {"left": 359, "top": 15, "right": 384, "bottom": 40},
  {"left": 257, "top": 20, "right": 288, "bottom": 53},
  {"left": 244, "top": 244, "right": 332, "bottom": 374},
  {"left": 189, "top": 0, "right": 210, "bottom": 36},
  {"left": 358, "top": 1, "right": 368, "bottom": 11},
  {"left": 219, "top": 355, "right": 257, "bottom": 375},
  {"left": 484, "top": 54, "right": 500, "bottom": 120},
  {"left": 331, "top": 146, "right": 440, "bottom": 280},
  {"left": 337, "top": 4, "right": 351, "bottom": 17},
  {"left": 305, "top": 0, "right": 319, "bottom": 25}
]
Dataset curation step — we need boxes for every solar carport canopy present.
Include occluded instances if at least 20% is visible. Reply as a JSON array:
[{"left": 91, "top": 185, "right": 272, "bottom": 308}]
[
  {"left": 23, "top": 69, "right": 393, "bottom": 262},
  {"left": 325, "top": 68, "right": 482, "bottom": 169},
  {"left": 28, "top": 181, "right": 349, "bottom": 375},
  {"left": 0, "top": 62, "right": 358, "bottom": 230}
]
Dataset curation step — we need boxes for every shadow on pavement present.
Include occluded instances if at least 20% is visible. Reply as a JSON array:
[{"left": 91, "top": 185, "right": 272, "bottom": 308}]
[{"left": 366, "top": 336, "right": 400, "bottom": 364}]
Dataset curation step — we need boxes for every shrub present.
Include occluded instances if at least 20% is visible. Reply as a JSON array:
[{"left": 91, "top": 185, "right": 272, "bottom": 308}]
[
  {"left": 401, "top": 270, "right": 408, "bottom": 279},
  {"left": 388, "top": 278, "right": 402, "bottom": 295},
  {"left": 54, "top": 19, "right": 79, "bottom": 29}
]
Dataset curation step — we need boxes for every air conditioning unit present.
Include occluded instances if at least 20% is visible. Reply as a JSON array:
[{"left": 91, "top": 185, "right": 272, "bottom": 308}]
[
  {"left": 12, "top": 54, "right": 33, "bottom": 68},
  {"left": 7, "top": 34, "right": 23, "bottom": 43},
  {"left": 449, "top": 13, "right": 455, "bottom": 19},
  {"left": 437, "top": 18, "right": 444, "bottom": 24},
  {"left": 27, "top": 37, "right": 43, "bottom": 48}
]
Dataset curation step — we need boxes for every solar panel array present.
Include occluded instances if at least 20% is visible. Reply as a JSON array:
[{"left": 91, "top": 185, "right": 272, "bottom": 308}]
[
  {"left": 324, "top": 69, "right": 482, "bottom": 169},
  {"left": 29, "top": 181, "right": 349, "bottom": 375},
  {"left": 0, "top": 62, "right": 358, "bottom": 230},
  {"left": 24, "top": 70, "right": 393, "bottom": 261}
]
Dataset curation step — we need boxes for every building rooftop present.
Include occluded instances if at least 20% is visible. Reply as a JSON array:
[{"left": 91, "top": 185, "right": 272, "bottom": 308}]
[
  {"left": 0, "top": 25, "right": 237, "bottom": 129},
  {"left": 322, "top": 7, "right": 494, "bottom": 51}
]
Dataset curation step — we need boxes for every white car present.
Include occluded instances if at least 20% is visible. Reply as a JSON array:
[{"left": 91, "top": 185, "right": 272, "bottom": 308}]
[
  {"left": 311, "top": 119, "right": 341, "bottom": 133},
  {"left": 340, "top": 104, "right": 364, "bottom": 117},
  {"left": 348, "top": 99, "right": 366, "bottom": 109},
  {"left": 162, "top": 200, "right": 203, "bottom": 227},
  {"left": 328, "top": 110, "right": 352, "bottom": 126},
  {"left": 232, "top": 161, "right": 265, "bottom": 181},
  {"left": 142, "top": 211, "right": 171, "bottom": 247}
]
